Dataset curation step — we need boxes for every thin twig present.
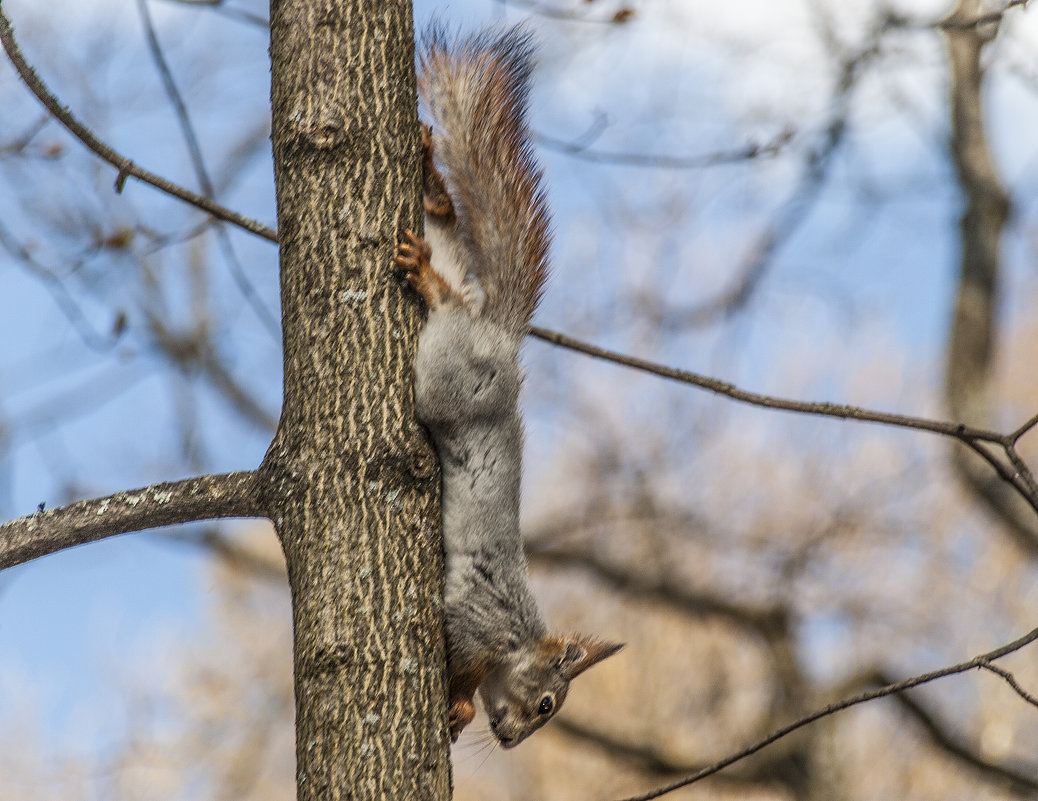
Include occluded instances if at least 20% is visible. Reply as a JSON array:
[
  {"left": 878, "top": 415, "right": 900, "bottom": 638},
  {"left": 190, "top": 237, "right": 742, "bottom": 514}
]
[
  {"left": 962, "top": 438, "right": 1038, "bottom": 513},
  {"left": 1010, "top": 411, "right": 1038, "bottom": 443},
  {"left": 883, "top": 670, "right": 1038, "bottom": 791},
  {"left": 1004, "top": 444, "right": 1038, "bottom": 498},
  {"left": 613, "top": 627, "right": 1038, "bottom": 801},
  {"left": 0, "top": 216, "right": 117, "bottom": 350},
  {"left": 529, "top": 326, "right": 1004, "bottom": 442},
  {"left": 940, "top": 0, "right": 1030, "bottom": 29},
  {"left": 155, "top": 0, "right": 270, "bottom": 28},
  {"left": 645, "top": 32, "right": 879, "bottom": 329},
  {"left": 529, "top": 326, "right": 1038, "bottom": 516},
  {"left": 0, "top": 5, "right": 277, "bottom": 243},
  {"left": 979, "top": 660, "right": 1038, "bottom": 708},
  {"left": 536, "top": 128, "right": 793, "bottom": 170},
  {"left": 136, "top": 0, "right": 280, "bottom": 336},
  {"left": 0, "top": 113, "right": 48, "bottom": 156},
  {"left": 494, "top": 0, "right": 632, "bottom": 24}
]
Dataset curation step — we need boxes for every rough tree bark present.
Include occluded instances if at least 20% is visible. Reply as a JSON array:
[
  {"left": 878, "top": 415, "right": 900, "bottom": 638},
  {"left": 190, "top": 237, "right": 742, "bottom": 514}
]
[
  {"left": 0, "top": 0, "right": 451, "bottom": 796},
  {"left": 261, "top": 1, "right": 451, "bottom": 799}
]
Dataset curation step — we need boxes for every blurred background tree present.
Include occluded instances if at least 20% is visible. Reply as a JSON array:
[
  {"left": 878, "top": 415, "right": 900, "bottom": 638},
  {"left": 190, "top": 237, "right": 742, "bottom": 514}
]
[{"left": 0, "top": 0, "right": 1035, "bottom": 800}]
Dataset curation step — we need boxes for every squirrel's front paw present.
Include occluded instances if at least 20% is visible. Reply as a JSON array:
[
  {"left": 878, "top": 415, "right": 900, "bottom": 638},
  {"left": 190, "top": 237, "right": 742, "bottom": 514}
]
[
  {"left": 448, "top": 698, "right": 476, "bottom": 742},
  {"left": 395, "top": 230, "right": 455, "bottom": 308}
]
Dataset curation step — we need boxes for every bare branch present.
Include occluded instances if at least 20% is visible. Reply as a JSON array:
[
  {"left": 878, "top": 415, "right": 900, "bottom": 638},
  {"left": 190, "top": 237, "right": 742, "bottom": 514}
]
[
  {"left": 884, "top": 672, "right": 1038, "bottom": 793},
  {"left": 145, "top": 310, "right": 280, "bottom": 432},
  {"left": 494, "top": 0, "right": 634, "bottom": 25},
  {"left": 961, "top": 437, "right": 1038, "bottom": 511},
  {"left": 528, "top": 544, "right": 783, "bottom": 634},
  {"left": 644, "top": 28, "right": 880, "bottom": 329},
  {"left": 940, "top": 0, "right": 1030, "bottom": 30},
  {"left": 136, "top": 0, "right": 280, "bottom": 336},
  {"left": 0, "top": 5, "right": 278, "bottom": 243},
  {"left": 1010, "top": 411, "right": 1038, "bottom": 443},
  {"left": 536, "top": 127, "right": 793, "bottom": 170},
  {"left": 613, "top": 627, "right": 1038, "bottom": 801},
  {"left": 0, "top": 471, "right": 263, "bottom": 570},
  {"left": 979, "top": 661, "right": 1038, "bottom": 708},
  {"left": 529, "top": 326, "right": 1038, "bottom": 516},
  {"left": 155, "top": 0, "right": 270, "bottom": 28},
  {"left": 1005, "top": 444, "right": 1038, "bottom": 498},
  {"left": 529, "top": 326, "right": 1002, "bottom": 443},
  {"left": 941, "top": 0, "right": 1038, "bottom": 552}
]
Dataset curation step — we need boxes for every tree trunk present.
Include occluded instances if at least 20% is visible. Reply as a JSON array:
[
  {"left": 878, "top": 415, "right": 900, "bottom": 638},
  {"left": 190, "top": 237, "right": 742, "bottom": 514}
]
[
  {"left": 943, "top": 0, "right": 1038, "bottom": 553},
  {"left": 264, "top": 1, "right": 451, "bottom": 799}
]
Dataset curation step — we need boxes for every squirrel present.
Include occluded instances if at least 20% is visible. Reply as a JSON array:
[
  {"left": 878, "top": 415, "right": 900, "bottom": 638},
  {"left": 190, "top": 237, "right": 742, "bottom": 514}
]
[{"left": 394, "top": 27, "right": 622, "bottom": 748}]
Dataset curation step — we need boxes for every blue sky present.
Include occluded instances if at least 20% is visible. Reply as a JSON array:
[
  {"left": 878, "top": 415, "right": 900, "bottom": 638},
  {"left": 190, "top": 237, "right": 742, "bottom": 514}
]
[{"left": 1, "top": 0, "right": 1037, "bottom": 781}]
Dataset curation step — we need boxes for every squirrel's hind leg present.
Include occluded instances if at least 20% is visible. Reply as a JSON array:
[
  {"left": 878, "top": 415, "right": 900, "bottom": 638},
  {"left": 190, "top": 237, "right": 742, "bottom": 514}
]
[
  {"left": 422, "top": 123, "right": 455, "bottom": 222},
  {"left": 395, "top": 230, "right": 465, "bottom": 309}
]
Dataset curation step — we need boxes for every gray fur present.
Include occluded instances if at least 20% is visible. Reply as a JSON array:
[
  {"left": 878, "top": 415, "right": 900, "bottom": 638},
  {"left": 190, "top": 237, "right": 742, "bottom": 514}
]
[
  {"left": 414, "top": 305, "right": 546, "bottom": 669},
  {"left": 410, "top": 26, "right": 621, "bottom": 748}
]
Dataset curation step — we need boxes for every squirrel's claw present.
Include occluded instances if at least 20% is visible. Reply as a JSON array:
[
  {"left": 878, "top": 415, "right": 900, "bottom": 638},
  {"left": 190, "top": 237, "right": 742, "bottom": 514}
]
[
  {"left": 395, "top": 230, "right": 458, "bottom": 309},
  {"left": 448, "top": 698, "right": 476, "bottom": 742}
]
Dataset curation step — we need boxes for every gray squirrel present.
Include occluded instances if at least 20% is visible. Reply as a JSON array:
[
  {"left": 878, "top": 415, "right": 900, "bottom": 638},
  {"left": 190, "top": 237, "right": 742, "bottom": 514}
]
[{"left": 395, "top": 27, "right": 622, "bottom": 747}]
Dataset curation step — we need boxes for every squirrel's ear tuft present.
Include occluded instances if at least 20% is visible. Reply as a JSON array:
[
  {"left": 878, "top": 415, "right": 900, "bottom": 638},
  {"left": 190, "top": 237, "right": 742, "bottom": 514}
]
[{"left": 558, "top": 637, "right": 624, "bottom": 679}]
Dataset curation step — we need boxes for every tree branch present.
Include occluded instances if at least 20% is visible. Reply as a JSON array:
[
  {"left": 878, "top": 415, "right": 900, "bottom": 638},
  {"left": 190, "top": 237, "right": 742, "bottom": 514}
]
[
  {"left": 979, "top": 661, "right": 1038, "bottom": 708},
  {"left": 1010, "top": 411, "right": 1038, "bottom": 443},
  {"left": 834, "top": 666, "right": 1038, "bottom": 793},
  {"left": 940, "top": 0, "right": 1030, "bottom": 30},
  {"left": 0, "top": 5, "right": 277, "bottom": 243},
  {"left": 135, "top": 0, "right": 280, "bottom": 336},
  {"left": 145, "top": 309, "right": 280, "bottom": 432},
  {"left": 536, "top": 126, "right": 793, "bottom": 170},
  {"left": 642, "top": 25, "right": 879, "bottom": 329},
  {"left": 528, "top": 543, "right": 783, "bottom": 634},
  {"left": 155, "top": 0, "right": 270, "bottom": 28},
  {"left": 878, "top": 670, "right": 1038, "bottom": 794},
  {"left": 612, "top": 627, "right": 1038, "bottom": 801},
  {"left": 529, "top": 326, "right": 1038, "bottom": 515},
  {"left": 941, "top": 0, "right": 1038, "bottom": 553},
  {"left": 0, "top": 471, "right": 263, "bottom": 570},
  {"left": 493, "top": 0, "right": 634, "bottom": 25},
  {"left": 530, "top": 326, "right": 1001, "bottom": 443},
  {"left": 553, "top": 718, "right": 788, "bottom": 789}
]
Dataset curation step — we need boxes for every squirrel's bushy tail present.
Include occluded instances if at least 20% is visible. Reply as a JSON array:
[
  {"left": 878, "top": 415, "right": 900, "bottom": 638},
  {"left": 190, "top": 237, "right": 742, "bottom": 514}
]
[{"left": 419, "top": 26, "right": 551, "bottom": 333}]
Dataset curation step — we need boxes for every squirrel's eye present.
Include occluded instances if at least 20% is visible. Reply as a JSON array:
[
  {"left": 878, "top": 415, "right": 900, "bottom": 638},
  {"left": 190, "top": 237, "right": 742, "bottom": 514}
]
[{"left": 538, "top": 695, "right": 554, "bottom": 715}]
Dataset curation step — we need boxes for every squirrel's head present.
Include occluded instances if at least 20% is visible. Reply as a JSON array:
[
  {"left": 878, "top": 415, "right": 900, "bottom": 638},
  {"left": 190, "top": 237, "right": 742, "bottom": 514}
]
[{"left": 478, "top": 635, "right": 623, "bottom": 748}]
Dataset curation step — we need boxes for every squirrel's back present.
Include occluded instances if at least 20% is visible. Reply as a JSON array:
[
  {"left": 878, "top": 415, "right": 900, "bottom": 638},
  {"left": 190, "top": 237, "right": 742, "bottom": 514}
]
[{"left": 418, "top": 27, "right": 551, "bottom": 334}]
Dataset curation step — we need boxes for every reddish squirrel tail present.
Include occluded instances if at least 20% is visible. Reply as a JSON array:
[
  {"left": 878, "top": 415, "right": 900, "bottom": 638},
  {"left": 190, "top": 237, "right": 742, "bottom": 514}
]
[{"left": 418, "top": 26, "right": 551, "bottom": 334}]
